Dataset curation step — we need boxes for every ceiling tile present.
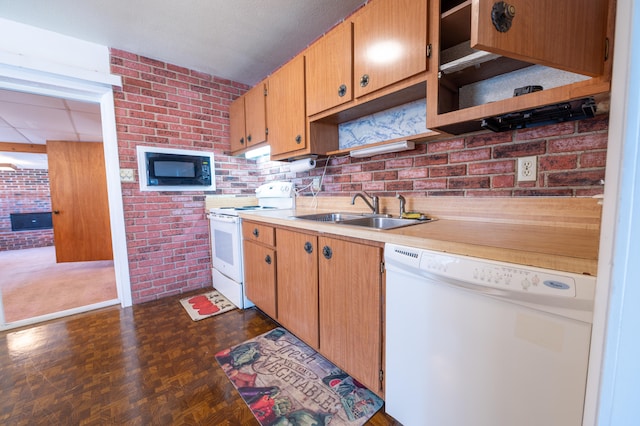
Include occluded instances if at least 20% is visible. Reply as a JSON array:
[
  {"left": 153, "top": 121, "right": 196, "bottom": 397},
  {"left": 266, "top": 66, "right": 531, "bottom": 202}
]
[
  {"left": 0, "top": 127, "right": 30, "bottom": 142},
  {"left": 0, "top": 103, "right": 74, "bottom": 131}
]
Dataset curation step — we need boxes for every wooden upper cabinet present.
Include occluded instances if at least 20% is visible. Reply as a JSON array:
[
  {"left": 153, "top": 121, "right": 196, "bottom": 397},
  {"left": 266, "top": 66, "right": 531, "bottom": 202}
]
[
  {"left": 471, "top": 0, "right": 609, "bottom": 77},
  {"left": 267, "top": 55, "right": 307, "bottom": 160},
  {"left": 229, "top": 96, "right": 247, "bottom": 152},
  {"left": 229, "top": 82, "right": 267, "bottom": 154},
  {"left": 306, "top": 21, "right": 354, "bottom": 116},
  {"left": 244, "top": 83, "right": 267, "bottom": 146},
  {"left": 353, "top": 0, "right": 428, "bottom": 98}
]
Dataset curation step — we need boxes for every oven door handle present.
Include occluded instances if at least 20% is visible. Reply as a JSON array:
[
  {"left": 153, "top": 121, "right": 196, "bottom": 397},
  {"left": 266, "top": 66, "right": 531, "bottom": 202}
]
[{"left": 207, "top": 213, "right": 240, "bottom": 223}]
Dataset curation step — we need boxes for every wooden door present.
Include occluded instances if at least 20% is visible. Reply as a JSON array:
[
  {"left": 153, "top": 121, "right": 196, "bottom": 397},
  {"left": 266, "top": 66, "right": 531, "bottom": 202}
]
[
  {"left": 276, "top": 229, "right": 319, "bottom": 349},
  {"left": 229, "top": 96, "right": 247, "bottom": 152},
  {"left": 243, "top": 241, "right": 277, "bottom": 319},
  {"left": 471, "top": 0, "right": 609, "bottom": 77},
  {"left": 353, "top": 0, "right": 427, "bottom": 97},
  {"left": 267, "top": 55, "right": 307, "bottom": 159},
  {"left": 318, "top": 236, "right": 383, "bottom": 394},
  {"left": 306, "top": 20, "right": 353, "bottom": 116},
  {"left": 47, "top": 140, "right": 113, "bottom": 262},
  {"left": 244, "top": 82, "right": 267, "bottom": 147}
]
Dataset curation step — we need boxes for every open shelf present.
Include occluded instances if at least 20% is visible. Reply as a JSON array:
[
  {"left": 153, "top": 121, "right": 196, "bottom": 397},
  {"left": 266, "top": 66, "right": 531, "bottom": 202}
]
[{"left": 441, "top": 0, "right": 471, "bottom": 50}]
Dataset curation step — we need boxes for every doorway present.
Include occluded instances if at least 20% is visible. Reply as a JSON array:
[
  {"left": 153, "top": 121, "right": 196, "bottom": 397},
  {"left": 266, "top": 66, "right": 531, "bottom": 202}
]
[
  {"left": 0, "top": 90, "right": 121, "bottom": 326},
  {"left": 0, "top": 80, "right": 131, "bottom": 331}
]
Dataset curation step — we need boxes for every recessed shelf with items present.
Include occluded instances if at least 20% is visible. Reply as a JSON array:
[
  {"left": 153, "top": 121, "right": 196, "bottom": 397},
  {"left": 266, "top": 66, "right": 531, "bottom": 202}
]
[{"left": 427, "top": 0, "right": 614, "bottom": 135}]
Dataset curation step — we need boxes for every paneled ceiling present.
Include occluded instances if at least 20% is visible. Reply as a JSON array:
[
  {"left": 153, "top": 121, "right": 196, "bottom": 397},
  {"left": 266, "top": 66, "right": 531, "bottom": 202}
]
[
  {"left": 0, "top": 0, "right": 368, "bottom": 169},
  {"left": 0, "top": 90, "right": 102, "bottom": 169}
]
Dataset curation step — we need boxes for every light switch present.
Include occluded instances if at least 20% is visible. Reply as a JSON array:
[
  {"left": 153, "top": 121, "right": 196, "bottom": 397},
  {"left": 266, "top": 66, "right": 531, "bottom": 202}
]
[{"left": 120, "top": 168, "right": 135, "bottom": 182}]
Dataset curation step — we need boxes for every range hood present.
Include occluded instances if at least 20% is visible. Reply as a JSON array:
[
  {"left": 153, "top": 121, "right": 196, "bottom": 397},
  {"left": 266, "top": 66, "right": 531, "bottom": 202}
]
[{"left": 481, "top": 97, "right": 597, "bottom": 132}]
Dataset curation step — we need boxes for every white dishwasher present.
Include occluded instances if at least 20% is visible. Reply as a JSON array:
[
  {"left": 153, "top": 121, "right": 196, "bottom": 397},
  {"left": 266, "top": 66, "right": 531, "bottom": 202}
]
[{"left": 384, "top": 243, "right": 596, "bottom": 426}]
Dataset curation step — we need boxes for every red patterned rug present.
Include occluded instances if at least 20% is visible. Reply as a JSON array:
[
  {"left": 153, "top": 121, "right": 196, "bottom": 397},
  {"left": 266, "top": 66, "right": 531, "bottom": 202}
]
[
  {"left": 179, "top": 290, "right": 236, "bottom": 321},
  {"left": 215, "top": 327, "right": 384, "bottom": 425}
]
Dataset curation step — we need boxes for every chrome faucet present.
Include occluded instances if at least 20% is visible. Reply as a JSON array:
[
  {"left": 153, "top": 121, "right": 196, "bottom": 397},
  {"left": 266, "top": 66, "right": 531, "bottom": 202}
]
[
  {"left": 351, "top": 191, "right": 379, "bottom": 214},
  {"left": 396, "top": 194, "right": 406, "bottom": 218}
]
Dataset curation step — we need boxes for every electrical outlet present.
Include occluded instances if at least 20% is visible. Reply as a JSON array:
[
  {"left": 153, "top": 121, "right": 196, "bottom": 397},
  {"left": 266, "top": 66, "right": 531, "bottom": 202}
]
[
  {"left": 119, "top": 168, "right": 135, "bottom": 183},
  {"left": 312, "top": 177, "right": 321, "bottom": 192},
  {"left": 517, "top": 156, "right": 537, "bottom": 182}
]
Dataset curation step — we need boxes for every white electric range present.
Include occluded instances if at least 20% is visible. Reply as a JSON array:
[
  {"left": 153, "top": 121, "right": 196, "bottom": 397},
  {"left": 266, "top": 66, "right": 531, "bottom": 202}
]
[{"left": 207, "top": 181, "right": 294, "bottom": 308}]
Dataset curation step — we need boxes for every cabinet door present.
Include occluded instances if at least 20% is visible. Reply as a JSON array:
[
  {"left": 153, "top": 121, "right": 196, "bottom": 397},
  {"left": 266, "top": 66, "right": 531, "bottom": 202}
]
[
  {"left": 318, "top": 237, "right": 383, "bottom": 394},
  {"left": 276, "top": 229, "right": 319, "bottom": 349},
  {"left": 243, "top": 241, "right": 277, "bottom": 319},
  {"left": 306, "top": 21, "right": 353, "bottom": 116},
  {"left": 353, "top": 0, "right": 427, "bottom": 97},
  {"left": 267, "top": 55, "right": 307, "bottom": 159},
  {"left": 244, "top": 83, "right": 267, "bottom": 147},
  {"left": 471, "top": 0, "right": 609, "bottom": 77},
  {"left": 229, "top": 96, "right": 246, "bottom": 152}
]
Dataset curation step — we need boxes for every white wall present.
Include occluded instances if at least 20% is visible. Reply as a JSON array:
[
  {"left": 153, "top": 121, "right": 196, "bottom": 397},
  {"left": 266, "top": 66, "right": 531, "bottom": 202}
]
[{"left": 590, "top": 0, "right": 640, "bottom": 422}]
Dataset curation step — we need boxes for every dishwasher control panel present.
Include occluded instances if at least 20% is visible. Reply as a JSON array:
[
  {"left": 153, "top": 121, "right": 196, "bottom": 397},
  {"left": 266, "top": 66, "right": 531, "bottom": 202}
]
[{"left": 386, "top": 244, "right": 582, "bottom": 297}]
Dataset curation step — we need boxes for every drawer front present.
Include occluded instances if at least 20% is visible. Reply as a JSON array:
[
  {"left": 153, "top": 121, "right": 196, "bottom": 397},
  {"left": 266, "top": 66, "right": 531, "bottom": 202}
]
[{"left": 242, "top": 221, "right": 275, "bottom": 246}]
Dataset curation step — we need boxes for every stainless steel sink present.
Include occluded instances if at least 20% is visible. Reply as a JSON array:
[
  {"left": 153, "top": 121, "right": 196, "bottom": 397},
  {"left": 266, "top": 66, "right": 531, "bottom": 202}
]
[
  {"left": 292, "top": 212, "right": 369, "bottom": 222},
  {"left": 340, "top": 216, "right": 428, "bottom": 230},
  {"left": 293, "top": 212, "right": 433, "bottom": 229}
]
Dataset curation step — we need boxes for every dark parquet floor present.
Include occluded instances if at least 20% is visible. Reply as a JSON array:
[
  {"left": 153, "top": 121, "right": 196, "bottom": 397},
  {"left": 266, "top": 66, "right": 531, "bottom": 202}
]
[{"left": 0, "top": 289, "right": 401, "bottom": 425}]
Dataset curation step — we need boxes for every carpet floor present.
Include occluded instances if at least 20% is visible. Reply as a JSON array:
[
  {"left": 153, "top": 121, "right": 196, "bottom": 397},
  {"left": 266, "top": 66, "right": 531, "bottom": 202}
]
[{"left": 0, "top": 246, "right": 117, "bottom": 322}]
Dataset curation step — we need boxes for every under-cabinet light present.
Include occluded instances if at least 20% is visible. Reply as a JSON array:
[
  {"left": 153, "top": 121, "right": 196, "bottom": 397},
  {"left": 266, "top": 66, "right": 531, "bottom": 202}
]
[
  {"left": 0, "top": 163, "right": 18, "bottom": 171},
  {"left": 349, "top": 141, "right": 415, "bottom": 158},
  {"left": 245, "top": 145, "right": 270, "bottom": 160}
]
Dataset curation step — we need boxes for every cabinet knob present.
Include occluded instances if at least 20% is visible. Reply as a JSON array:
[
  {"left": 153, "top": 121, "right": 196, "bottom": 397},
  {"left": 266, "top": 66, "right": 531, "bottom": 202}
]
[
  {"left": 247, "top": 134, "right": 252, "bottom": 143},
  {"left": 338, "top": 84, "right": 347, "bottom": 97},
  {"left": 252, "top": 228, "right": 259, "bottom": 237},
  {"left": 304, "top": 241, "right": 313, "bottom": 254},
  {"left": 322, "top": 245, "right": 332, "bottom": 260},
  {"left": 53, "top": 210, "right": 60, "bottom": 215},
  {"left": 265, "top": 254, "right": 272, "bottom": 265},
  {"left": 240, "top": 137, "right": 245, "bottom": 145},
  {"left": 359, "top": 74, "right": 370, "bottom": 88},
  {"left": 491, "top": 1, "right": 516, "bottom": 33},
  {"left": 295, "top": 135, "right": 302, "bottom": 144}
]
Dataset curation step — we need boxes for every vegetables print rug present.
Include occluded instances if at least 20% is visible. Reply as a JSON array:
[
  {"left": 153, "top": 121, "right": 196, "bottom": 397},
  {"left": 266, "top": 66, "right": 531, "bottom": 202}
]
[
  {"left": 215, "top": 327, "right": 384, "bottom": 425},
  {"left": 179, "top": 290, "right": 235, "bottom": 321}
]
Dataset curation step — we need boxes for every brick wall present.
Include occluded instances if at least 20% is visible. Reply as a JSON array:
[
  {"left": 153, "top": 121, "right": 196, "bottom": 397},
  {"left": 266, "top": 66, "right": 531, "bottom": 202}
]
[
  {"left": 0, "top": 169, "right": 54, "bottom": 251},
  {"left": 287, "top": 115, "right": 608, "bottom": 197},
  {"left": 110, "top": 48, "right": 257, "bottom": 303}
]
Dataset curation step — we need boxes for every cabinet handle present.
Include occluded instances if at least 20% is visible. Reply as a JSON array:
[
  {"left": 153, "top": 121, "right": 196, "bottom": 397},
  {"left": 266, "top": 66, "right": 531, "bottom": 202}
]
[
  {"left": 247, "top": 134, "right": 252, "bottom": 143},
  {"left": 304, "top": 241, "right": 313, "bottom": 254},
  {"left": 491, "top": 1, "right": 516, "bottom": 33},
  {"left": 240, "top": 137, "right": 245, "bottom": 145},
  {"left": 265, "top": 254, "right": 272, "bottom": 265},
  {"left": 338, "top": 84, "right": 347, "bottom": 97},
  {"left": 252, "top": 228, "right": 259, "bottom": 238},
  {"left": 53, "top": 210, "right": 60, "bottom": 214},
  {"left": 295, "top": 135, "right": 302, "bottom": 144},
  {"left": 322, "top": 245, "right": 332, "bottom": 260},
  {"left": 359, "top": 74, "right": 369, "bottom": 88}
]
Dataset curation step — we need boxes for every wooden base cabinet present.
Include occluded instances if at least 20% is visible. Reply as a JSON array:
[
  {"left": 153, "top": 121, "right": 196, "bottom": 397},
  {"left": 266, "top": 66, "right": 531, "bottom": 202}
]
[
  {"left": 242, "top": 223, "right": 385, "bottom": 397},
  {"left": 318, "top": 236, "right": 384, "bottom": 396},
  {"left": 242, "top": 222, "right": 277, "bottom": 319},
  {"left": 275, "top": 229, "right": 319, "bottom": 349}
]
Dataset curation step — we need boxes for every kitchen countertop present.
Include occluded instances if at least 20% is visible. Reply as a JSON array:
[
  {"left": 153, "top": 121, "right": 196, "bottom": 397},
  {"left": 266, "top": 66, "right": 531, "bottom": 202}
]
[{"left": 238, "top": 207, "right": 600, "bottom": 276}]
